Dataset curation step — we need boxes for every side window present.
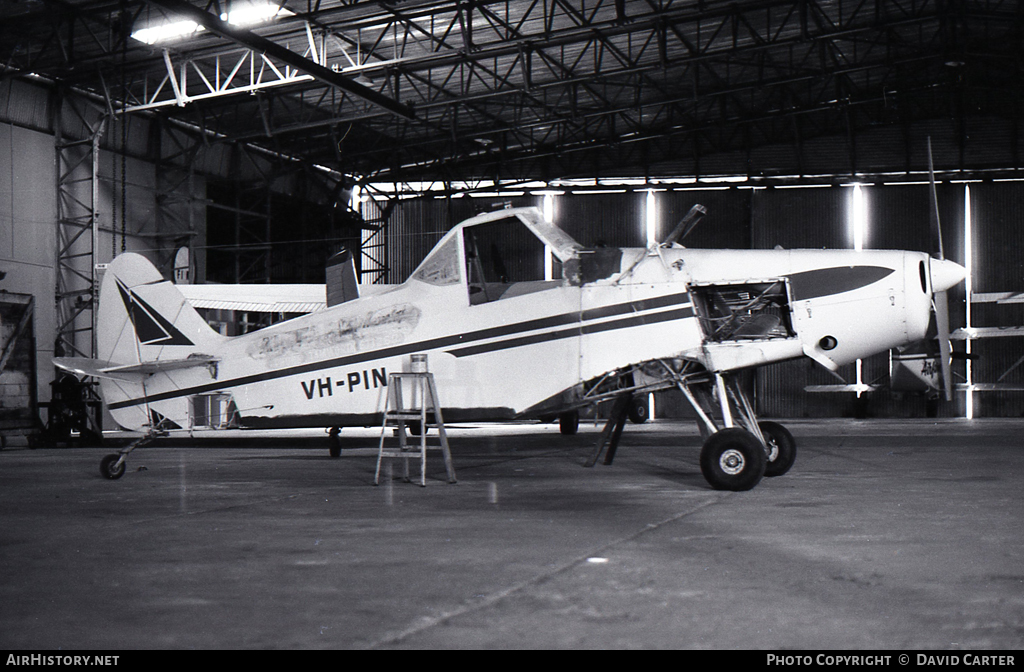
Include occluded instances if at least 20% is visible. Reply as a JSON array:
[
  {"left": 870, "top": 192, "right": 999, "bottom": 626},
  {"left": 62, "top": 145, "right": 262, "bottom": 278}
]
[{"left": 463, "top": 219, "right": 552, "bottom": 305}]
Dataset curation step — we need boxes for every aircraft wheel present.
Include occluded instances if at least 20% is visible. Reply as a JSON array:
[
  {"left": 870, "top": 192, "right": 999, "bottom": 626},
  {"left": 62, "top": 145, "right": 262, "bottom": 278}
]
[
  {"left": 100, "top": 454, "right": 126, "bottom": 480},
  {"left": 699, "top": 428, "right": 766, "bottom": 491},
  {"left": 627, "top": 398, "right": 649, "bottom": 424},
  {"left": 328, "top": 427, "right": 341, "bottom": 458},
  {"left": 758, "top": 421, "right": 796, "bottom": 477},
  {"left": 559, "top": 410, "right": 579, "bottom": 435}
]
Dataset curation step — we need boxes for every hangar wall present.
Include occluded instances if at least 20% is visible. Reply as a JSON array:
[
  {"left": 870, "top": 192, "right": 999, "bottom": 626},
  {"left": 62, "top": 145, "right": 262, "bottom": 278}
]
[
  {"left": 0, "top": 79, "right": 208, "bottom": 407},
  {"left": 0, "top": 122, "right": 56, "bottom": 409}
]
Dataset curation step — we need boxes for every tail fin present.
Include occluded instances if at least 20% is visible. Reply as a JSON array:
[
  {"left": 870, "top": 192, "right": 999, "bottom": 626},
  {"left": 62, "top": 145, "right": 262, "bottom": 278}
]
[
  {"left": 93, "top": 253, "right": 223, "bottom": 431},
  {"left": 98, "top": 252, "right": 222, "bottom": 365}
]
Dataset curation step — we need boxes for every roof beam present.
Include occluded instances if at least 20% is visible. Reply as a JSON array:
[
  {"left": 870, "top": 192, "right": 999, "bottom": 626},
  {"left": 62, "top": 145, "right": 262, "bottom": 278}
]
[{"left": 141, "top": 0, "right": 416, "bottom": 119}]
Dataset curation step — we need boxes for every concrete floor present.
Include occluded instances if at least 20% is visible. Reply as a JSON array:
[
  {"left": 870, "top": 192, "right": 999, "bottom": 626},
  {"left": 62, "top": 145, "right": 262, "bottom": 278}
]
[{"left": 1, "top": 418, "right": 1022, "bottom": 650}]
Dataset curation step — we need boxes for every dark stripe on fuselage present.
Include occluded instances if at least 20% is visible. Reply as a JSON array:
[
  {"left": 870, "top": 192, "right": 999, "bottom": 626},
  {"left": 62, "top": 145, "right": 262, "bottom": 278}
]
[
  {"left": 447, "top": 306, "right": 694, "bottom": 357},
  {"left": 108, "top": 291, "right": 692, "bottom": 410},
  {"left": 787, "top": 266, "right": 895, "bottom": 302}
]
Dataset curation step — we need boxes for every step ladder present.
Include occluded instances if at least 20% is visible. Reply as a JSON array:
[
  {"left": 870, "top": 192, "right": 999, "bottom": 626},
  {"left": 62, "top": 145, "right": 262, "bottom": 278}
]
[{"left": 374, "top": 369, "right": 456, "bottom": 487}]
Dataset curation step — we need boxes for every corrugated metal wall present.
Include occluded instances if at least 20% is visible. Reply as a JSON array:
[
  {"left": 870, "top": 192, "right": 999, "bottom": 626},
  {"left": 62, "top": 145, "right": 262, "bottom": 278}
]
[
  {"left": 555, "top": 192, "right": 646, "bottom": 248},
  {"left": 970, "top": 183, "right": 1024, "bottom": 417}
]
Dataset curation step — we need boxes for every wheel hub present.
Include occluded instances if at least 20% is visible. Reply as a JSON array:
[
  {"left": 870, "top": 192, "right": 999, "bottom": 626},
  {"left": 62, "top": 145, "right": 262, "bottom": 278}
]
[{"left": 719, "top": 448, "right": 746, "bottom": 475}]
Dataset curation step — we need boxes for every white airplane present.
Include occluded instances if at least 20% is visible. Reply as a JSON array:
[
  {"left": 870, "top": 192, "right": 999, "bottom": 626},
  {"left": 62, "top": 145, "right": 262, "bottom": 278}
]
[{"left": 55, "top": 203, "right": 965, "bottom": 491}]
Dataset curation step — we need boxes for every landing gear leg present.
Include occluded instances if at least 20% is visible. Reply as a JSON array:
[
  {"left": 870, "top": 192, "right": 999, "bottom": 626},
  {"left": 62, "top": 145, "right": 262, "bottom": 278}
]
[
  {"left": 328, "top": 427, "right": 342, "bottom": 458},
  {"left": 668, "top": 366, "right": 796, "bottom": 491},
  {"left": 559, "top": 410, "right": 579, "bottom": 435}
]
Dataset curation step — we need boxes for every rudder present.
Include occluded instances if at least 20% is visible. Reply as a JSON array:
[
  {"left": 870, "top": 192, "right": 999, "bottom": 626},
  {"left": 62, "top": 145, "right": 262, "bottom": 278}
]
[
  {"left": 98, "top": 252, "right": 222, "bottom": 365},
  {"left": 96, "top": 253, "right": 224, "bottom": 430}
]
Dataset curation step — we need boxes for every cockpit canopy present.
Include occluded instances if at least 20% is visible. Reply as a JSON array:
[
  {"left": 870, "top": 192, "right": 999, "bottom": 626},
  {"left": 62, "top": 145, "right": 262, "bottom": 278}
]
[{"left": 409, "top": 207, "right": 587, "bottom": 303}]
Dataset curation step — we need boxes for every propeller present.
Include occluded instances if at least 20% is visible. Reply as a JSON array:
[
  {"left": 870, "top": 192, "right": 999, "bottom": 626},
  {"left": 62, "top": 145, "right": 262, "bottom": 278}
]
[{"left": 926, "top": 137, "right": 964, "bottom": 402}]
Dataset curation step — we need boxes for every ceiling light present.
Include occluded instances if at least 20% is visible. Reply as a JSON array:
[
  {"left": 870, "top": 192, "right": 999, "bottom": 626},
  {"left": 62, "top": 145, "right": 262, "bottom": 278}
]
[
  {"left": 131, "top": 2, "right": 294, "bottom": 45},
  {"left": 131, "top": 20, "right": 204, "bottom": 45},
  {"left": 221, "top": 2, "right": 293, "bottom": 27}
]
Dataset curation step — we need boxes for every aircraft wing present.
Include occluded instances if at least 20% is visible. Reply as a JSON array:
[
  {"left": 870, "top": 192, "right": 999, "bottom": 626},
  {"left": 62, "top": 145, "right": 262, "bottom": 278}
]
[
  {"left": 804, "top": 384, "right": 878, "bottom": 393},
  {"left": 958, "top": 383, "right": 1024, "bottom": 392},
  {"left": 177, "top": 284, "right": 327, "bottom": 313},
  {"left": 176, "top": 283, "right": 399, "bottom": 314},
  {"left": 951, "top": 326, "right": 1024, "bottom": 340},
  {"left": 971, "top": 292, "right": 1024, "bottom": 304}
]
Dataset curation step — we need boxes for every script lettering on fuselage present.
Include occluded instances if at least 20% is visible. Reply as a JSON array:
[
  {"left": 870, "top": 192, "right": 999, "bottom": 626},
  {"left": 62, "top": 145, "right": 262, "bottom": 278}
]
[
  {"left": 301, "top": 367, "right": 388, "bottom": 399},
  {"left": 250, "top": 304, "right": 420, "bottom": 364}
]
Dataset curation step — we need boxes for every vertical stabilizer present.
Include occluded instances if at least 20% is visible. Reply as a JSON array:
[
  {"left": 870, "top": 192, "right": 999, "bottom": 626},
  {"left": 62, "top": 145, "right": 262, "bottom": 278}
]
[{"left": 95, "top": 253, "right": 225, "bottom": 430}]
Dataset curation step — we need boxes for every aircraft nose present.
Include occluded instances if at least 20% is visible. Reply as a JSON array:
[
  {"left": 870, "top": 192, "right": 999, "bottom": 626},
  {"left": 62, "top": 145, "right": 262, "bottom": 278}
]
[{"left": 929, "top": 257, "right": 966, "bottom": 293}]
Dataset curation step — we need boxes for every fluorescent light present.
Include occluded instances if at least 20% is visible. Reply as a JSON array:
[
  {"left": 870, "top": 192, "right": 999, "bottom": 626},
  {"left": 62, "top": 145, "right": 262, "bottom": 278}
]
[
  {"left": 132, "top": 20, "right": 204, "bottom": 45},
  {"left": 850, "top": 184, "right": 866, "bottom": 251},
  {"left": 132, "top": 2, "right": 294, "bottom": 45},
  {"left": 221, "top": 3, "right": 293, "bottom": 26},
  {"left": 965, "top": 185, "right": 974, "bottom": 419},
  {"left": 850, "top": 184, "right": 868, "bottom": 397},
  {"left": 645, "top": 190, "right": 657, "bottom": 247}
]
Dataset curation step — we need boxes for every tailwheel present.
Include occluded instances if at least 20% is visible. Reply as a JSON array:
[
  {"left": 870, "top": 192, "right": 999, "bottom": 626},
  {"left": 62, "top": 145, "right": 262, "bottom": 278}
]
[
  {"left": 328, "top": 427, "right": 342, "bottom": 458},
  {"left": 700, "top": 428, "right": 766, "bottom": 491},
  {"left": 758, "top": 421, "right": 796, "bottom": 477},
  {"left": 99, "top": 454, "right": 126, "bottom": 480}
]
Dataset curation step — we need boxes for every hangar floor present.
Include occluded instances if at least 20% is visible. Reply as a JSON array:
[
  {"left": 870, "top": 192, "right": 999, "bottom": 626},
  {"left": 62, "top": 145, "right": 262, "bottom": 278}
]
[{"left": 1, "top": 418, "right": 1022, "bottom": 650}]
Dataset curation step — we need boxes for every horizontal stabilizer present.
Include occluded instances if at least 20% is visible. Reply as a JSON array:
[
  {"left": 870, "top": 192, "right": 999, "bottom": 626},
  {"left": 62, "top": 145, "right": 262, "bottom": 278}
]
[
  {"left": 55, "top": 354, "right": 218, "bottom": 380},
  {"left": 54, "top": 357, "right": 135, "bottom": 381}
]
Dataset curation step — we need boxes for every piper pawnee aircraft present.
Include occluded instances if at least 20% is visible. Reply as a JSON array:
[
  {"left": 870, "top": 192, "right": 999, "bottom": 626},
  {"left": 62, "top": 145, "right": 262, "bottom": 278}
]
[{"left": 54, "top": 203, "right": 965, "bottom": 491}]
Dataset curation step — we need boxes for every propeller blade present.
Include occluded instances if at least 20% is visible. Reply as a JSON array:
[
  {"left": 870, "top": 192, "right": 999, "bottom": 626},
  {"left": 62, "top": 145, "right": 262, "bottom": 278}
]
[
  {"left": 933, "top": 290, "right": 954, "bottom": 401},
  {"left": 926, "top": 137, "right": 961, "bottom": 401},
  {"left": 927, "top": 137, "right": 945, "bottom": 261}
]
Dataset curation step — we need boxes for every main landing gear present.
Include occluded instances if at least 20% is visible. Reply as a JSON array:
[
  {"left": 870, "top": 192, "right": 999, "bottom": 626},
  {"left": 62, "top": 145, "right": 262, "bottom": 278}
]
[
  {"left": 578, "top": 361, "right": 795, "bottom": 491},
  {"left": 669, "top": 366, "right": 796, "bottom": 491},
  {"left": 328, "top": 426, "right": 342, "bottom": 457}
]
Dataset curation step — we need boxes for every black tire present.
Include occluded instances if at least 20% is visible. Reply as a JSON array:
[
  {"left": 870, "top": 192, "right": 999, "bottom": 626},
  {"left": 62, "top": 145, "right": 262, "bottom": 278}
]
[
  {"left": 328, "top": 427, "right": 341, "bottom": 458},
  {"left": 100, "top": 454, "right": 125, "bottom": 480},
  {"left": 627, "top": 398, "right": 649, "bottom": 424},
  {"left": 699, "top": 428, "right": 766, "bottom": 491},
  {"left": 758, "top": 421, "right": 796, "bottom": 477},
  {"left": 559, "top": 410, "right": 579, "bottom": 435}
]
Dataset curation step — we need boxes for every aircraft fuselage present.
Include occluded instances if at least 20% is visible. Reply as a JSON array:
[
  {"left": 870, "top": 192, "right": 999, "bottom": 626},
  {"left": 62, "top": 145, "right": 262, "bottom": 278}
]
[{"left": 94, "top": 207, "right": 949, "bottom": 432}]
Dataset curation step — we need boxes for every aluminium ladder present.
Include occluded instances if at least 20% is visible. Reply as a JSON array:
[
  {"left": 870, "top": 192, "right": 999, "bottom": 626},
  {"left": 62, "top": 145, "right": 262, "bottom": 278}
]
[{"left": 374, "top": 371, "right": 456, "bottom": 487}]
